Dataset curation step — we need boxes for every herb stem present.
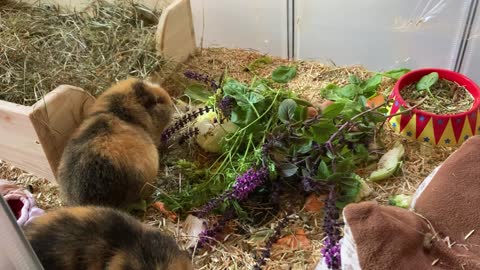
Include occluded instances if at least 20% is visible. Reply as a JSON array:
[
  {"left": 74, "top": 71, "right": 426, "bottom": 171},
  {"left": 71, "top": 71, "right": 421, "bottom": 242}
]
[
  {"left": 209, "top": 130, "right": 243, "bottom": 172},
  {"left": 243, "top": 133, "right": 253, "bottom": 161},
  {"left": 386, "top": 96, "right": 427, "bottom": 118},
  {"left": 236, "top": 88, "right": 281, "bottom": 134},
  {"left": 326, "top": 101, "right": 387, "bottom": 154},
  {"left": 250, "top": 103, "right": 261, "bottom": 118}
]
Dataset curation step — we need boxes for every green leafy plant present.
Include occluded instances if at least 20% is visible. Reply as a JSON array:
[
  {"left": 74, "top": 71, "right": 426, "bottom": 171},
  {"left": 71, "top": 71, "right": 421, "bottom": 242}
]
[
  {"left": 184, "top": 84, "right": 213, "bottom": 103},
  {"left": 245, "top": 56, "right": 273, "bottom": 72},
  {"left": 159, "top": 66, "right": 408, "bottom": 266},
  {"left": 379, "top": 68, "right": 411, "bottom": 80},
  {"left": 271, "top": 65, "right": 297, "bottom": 83},
  {"left": 416, "top": 72, "right": 439, "bottom": 98}
]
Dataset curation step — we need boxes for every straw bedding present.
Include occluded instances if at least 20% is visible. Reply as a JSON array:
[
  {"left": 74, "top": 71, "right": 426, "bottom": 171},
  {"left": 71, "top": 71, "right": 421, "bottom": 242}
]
[{"left": 0, "top": 0, "right": 165, "bottom": 105}]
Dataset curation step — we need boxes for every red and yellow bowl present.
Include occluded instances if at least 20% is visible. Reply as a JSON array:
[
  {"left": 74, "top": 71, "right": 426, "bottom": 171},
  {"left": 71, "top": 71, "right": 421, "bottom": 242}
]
[{"left": 387, "top": 68, "right": 480, "bottom": 146}]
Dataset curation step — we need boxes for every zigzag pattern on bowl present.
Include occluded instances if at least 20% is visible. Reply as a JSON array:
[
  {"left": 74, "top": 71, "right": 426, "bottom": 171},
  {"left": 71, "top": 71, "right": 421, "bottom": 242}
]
[
  {"left": 387, "top": 100, "right": 480, "bottom": 146},
  {"left": 386, "top": 68, "right": 480, "bottom": 146}
]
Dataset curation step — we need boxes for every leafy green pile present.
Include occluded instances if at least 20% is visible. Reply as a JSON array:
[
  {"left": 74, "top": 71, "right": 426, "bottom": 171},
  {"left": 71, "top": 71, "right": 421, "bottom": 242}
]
[{"left": 158, "top": 65, "right": 410, "bottom": 218}]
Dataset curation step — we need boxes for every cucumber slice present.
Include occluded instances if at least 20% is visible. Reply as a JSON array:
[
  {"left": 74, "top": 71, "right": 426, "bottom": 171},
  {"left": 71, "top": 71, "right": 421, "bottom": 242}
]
[{"left": 368, "top": 142, "right": 405, "bottom": 182}]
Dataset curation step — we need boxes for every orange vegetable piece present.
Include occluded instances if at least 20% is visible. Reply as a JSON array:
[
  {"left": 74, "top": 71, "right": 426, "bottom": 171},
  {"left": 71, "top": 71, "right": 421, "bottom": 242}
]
[
  {"left": 366, "top": 94, "right": 385, "bottom": 108},
  {"left": 276, "top": 229, "right": 311, "bottom": 249},
  {"left": 304, "top": 194, "right": 325, "bottom": 213},
  {"left": 151, "top": 201, "right": 178, "bottom": 222},
  {"left": 307, "top": 107, "right": 319, "bottom": 118},
  {"left": 319, "top": 100, "right": 334, "bottom": 111}
]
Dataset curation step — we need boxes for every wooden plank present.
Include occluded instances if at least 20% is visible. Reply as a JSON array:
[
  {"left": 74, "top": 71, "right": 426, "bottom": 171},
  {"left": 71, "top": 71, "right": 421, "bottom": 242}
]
[
  {"left": 18, "top": 0, "right": 174, "bottom": 11},
  {"left": 0, "top": 85, "right": 95, "bottom": 183},
  {"left": 0, "top": 101, "right": 53, "bottom": 181},
  {"left": 156, "top": 0, "right": 197, "bottom": 63},
  {"left": 29, "top": 85, "right": 95, "bottom": 181}
]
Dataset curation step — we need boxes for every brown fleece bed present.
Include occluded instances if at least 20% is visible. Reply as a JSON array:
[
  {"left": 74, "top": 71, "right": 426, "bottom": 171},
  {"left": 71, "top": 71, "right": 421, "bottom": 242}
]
[{"left": 342, "top": 135, "right": 480, "bottom": 270}]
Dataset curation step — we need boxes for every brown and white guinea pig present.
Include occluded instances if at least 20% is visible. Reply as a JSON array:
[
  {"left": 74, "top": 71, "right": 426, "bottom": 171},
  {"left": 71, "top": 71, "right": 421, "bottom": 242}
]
[
  {"left": 23, "top": 206, "right": 193, "bottom": 270},
  {"left": 57, "top": 78, "right": 173, "bottom": 208}
]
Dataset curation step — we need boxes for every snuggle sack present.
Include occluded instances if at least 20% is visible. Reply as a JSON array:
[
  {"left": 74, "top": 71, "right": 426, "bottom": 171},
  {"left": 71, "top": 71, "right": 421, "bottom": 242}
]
[
  {"left": 0, "top": 180, "right": 44, "bottom": 227},
  {"left": 317, "top": 135, "right": 480, "bottom": 270},
  {"left": 413, "top": 135, "right": 480, "bottom": 256}
]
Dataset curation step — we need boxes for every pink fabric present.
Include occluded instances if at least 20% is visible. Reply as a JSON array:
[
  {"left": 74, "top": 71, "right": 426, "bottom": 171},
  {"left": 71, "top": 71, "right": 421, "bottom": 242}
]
[{"left": 0, "top": 179, "right": 44, "bottom": 226}]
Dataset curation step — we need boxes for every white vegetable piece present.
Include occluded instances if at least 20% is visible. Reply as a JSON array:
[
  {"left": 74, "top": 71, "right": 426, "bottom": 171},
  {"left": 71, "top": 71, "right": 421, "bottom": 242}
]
[
  {"left": 368, "top": 142, "right": 405, "bottom": 182},
  {"left": 194, "top": 111, "right": 239, "bottom": 153},
  {"left": 355, "top": 177, "right": 373, "bottom": 202}
]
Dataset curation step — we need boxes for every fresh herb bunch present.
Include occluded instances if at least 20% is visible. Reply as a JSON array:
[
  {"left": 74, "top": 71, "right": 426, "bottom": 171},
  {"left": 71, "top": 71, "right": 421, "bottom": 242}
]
[
  {"left": 160, "top": 67, "right": 409, "bottom": 212},
  {"left": 160, "top": 67, "right": 302, "bottom": 213},
  {"left": 157, "top": 66, "right": 410, "bottom": 268}
]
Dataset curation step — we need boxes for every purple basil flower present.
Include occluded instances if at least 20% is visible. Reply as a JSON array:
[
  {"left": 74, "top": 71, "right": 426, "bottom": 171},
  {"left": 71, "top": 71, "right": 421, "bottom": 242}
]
[
  {"left": 321, "top": 186, "right": 342, "bottom": 270},
  {"left": 161, "top": 106, "right": 212, "bottom": 143},
  {"left": 196, "top": 209, "right": 236, "bottom": 250},
  {"left": 302, "top": 176, "right": 329, "bottom": 193},
  {"left": 253, "top": 216, "right": 289, "bottom": 269},
  {"left": 178, "top": 127, "right": 200, "bottom": 145},
  {"left": 194, "top": 192, "right": 231, "bottom": 219},
  {"left": 194, "top": 166, "right": 269, "bottom": 218},
  {"left": 184, "top": 70, "right": 219, "bottom": 90},
  {"left": 321, "top": 239, "right": 341, "bottom": 269},
  {"left": 231, "top": 167, "right": 269, "bottom": 201},
  {"left": 218, "top": 96, "right": 235, "bottom": 118}
]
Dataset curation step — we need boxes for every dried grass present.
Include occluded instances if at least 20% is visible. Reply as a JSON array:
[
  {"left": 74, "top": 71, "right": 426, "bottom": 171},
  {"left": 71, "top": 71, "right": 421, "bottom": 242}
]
[
  {"left": 0, "top": 0, "right": 166, "bottom": 105},
  {"left": 0, "top": 31, "right": 459, "bottom": 270},
  {"left": 401, "top": 78, "right": 474, "bottom": 115},
  {"left": 0, "top": 160, "right": 61, "bottom": 210}
]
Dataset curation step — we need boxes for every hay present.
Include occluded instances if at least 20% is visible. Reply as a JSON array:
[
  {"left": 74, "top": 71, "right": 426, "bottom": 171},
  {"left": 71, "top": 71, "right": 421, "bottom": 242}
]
[
  {"left": 0, "top": 41, "right": 459, "bottom": 269},
  {"left": 0, "top": 0, "right": 166, "bottom": 105},
  {"left": 0, "top": 160, "right": 61, "bottom": 210},
  {"left": 401, "top": 78, "right": 474, "bottom": 115}
]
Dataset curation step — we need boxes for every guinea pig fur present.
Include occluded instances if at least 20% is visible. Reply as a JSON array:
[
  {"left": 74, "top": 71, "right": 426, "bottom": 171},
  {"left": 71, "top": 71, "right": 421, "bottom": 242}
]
[
  {"left": 57, "top": 78, "right": 173, "bottom": 208},
  {"left": 24, "top": 206, "right": 193, "bottom": 270}
]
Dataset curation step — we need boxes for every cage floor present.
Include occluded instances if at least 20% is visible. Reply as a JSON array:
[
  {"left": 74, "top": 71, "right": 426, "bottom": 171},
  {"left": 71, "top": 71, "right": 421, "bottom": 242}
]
[{"left": 0, "top": 46, "right": 458, "bottom": 269}]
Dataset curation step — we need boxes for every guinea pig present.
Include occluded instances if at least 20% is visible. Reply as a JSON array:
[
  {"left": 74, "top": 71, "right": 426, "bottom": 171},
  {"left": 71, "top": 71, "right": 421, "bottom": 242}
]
[
  {"left": 57, "top": 78, "right": 173, "bottom": 208},
  {"left": 23, "top": 206, "right": 193, "bottom": 270}
]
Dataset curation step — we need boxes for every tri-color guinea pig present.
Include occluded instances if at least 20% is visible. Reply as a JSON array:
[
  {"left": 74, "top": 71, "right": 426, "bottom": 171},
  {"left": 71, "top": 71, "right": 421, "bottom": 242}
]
[
  {"left": 24, "top": 206, "right": 193, "bottom": 270},
  {"left": 57, "top": 78, "right": 173, "bottom": 208}
]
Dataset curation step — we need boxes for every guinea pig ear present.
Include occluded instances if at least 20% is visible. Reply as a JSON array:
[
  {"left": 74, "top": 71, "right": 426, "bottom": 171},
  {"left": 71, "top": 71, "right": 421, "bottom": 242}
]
[{"left": 133, "top": 81, "right": 157, "bottom": 109}]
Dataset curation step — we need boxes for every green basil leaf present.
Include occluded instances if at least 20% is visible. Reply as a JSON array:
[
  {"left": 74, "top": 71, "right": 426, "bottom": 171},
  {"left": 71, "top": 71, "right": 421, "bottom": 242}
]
[
  {"left": 349, "top": 75, "right": 362, "bottom": 85},
  {"left": 271, "top": 65, "right": 297, "bottom": 83},
  {"left": 184, "top": 84, "right": 213, "bottom": 103},
  {"left": 361, "top": 74, "right": 382, "bottom": 97},
  {"left": 277, "top": 162, "right": 298, "bottom": 177},
  {"left": 278, "top": 99, "right": 297, "bottom": 123},
  {"left": 416, "top": 72, "right": 439, "bottom": 91},
  {"left": 381, "top": 68, "right": 410, "bottom": 80},
  {"left": 322, "top": 102, "right": 345, "bottom": 119},
  {"left": 317, "top": 160, "right": 330, "bottom": 179}
]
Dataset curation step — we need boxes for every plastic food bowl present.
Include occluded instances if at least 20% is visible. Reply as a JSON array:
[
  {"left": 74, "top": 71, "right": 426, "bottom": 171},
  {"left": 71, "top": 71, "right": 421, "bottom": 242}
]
[{"left": 387, "top": 68, "right": 480, "bottom": 146}]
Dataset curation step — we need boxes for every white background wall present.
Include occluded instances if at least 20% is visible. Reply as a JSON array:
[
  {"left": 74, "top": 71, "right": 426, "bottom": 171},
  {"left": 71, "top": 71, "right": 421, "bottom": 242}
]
[
  {"left": 294, "top": 0, "right": 471, "bottom": 71},
  {"left": 460, "top": 2, "right": 480, "bottom": 84},
  {"left": 190, "top": 0, "right": 289, "bottom": 58},
  {"left": 190, "top": 0, "right": 480, "bottom": 83}
]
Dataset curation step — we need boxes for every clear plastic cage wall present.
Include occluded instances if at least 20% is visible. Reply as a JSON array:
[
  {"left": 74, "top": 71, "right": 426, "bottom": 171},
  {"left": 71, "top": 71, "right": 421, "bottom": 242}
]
[{"left": 191, "top": 0, "right": 480, "bottom": 84}]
